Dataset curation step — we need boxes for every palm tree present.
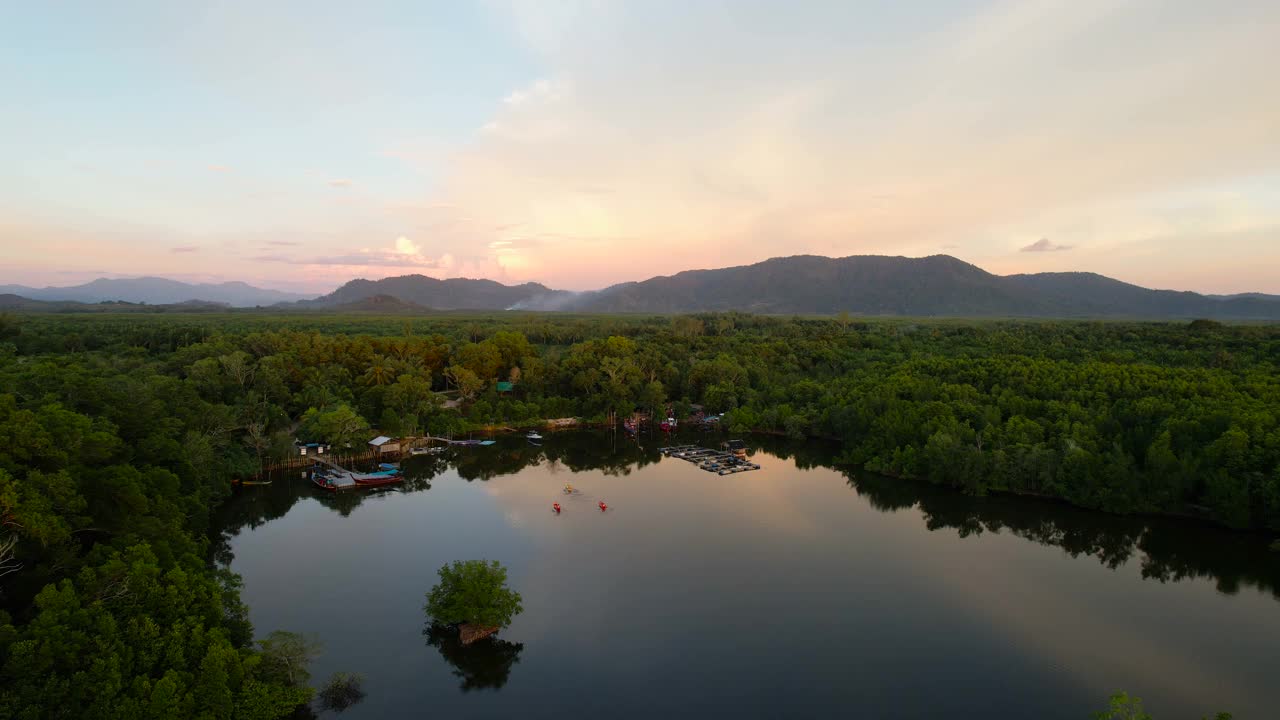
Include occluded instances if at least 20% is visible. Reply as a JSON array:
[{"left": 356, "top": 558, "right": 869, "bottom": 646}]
[
  {"left": 387, "top": 339, "right": 412, "bottom": 362},
  {"left": 363, "top": 355, "right": 394, "bottom": 386}
]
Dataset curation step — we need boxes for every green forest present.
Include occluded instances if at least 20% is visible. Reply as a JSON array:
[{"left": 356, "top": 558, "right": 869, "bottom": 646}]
[{"left": 1, "top": 310, "right": 1278, "bottom": 717}]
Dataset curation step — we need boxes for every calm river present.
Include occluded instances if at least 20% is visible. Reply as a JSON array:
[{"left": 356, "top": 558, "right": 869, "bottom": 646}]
[{"left": 213, "top": 431, "right": 1280, "bottom": 719}]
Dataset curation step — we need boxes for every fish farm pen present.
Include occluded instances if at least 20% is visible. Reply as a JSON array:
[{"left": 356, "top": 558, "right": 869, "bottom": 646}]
[{"left": 659, "top": 445, "right": 762, "bottom": 474}]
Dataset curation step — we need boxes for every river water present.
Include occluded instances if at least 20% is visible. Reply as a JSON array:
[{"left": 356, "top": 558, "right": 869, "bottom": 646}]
[{"left": 213, "top": 431, "right": 1280, "bottom": 719}]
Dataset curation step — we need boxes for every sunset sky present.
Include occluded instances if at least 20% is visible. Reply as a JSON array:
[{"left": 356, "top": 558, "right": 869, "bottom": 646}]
[{"left": 4, "top": 1, "right": 1278, "bottom": 294}]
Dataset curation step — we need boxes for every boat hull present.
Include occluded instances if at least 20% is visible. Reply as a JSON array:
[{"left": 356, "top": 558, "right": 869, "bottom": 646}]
[{"left": 353, "top": 475, "right": 403, "bottom": 487}]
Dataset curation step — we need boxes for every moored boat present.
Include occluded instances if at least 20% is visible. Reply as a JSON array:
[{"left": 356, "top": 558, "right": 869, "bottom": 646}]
[
  {"left": 352, "top": 472, "right": 403, "bottom": 488},
  {"left": 311, "top": 470, "right": 358, "bottom": 492}
]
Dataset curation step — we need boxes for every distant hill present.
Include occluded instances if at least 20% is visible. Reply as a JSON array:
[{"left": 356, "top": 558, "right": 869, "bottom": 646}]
[
  {"left": 301, "top": 274, "right": 574, "bottom": 311},
  {"left": 1208, "top": 292, "right": 1280, "bottom": 302},
  {"left": 0, "top": 294, "right": 62, "bottom": 311},
  {"left": 0, "top": 294, "right": 230, "bottom": 313},
  {"left": 0, "top": 277, "right": 313, "bottom": 307},
  {"left": 565, "top": 255, "right": 1280, "bottom": 319},
  {"left": 570, "top": 255, "right": 1046, "bottom": 315},
  {"left": 12, "top": 256, "right": 1276, "bottom": 319},
  {"left": 1004, "top": 272, "right": 1280, "bottom": 318},
  {"left": 288, "top": 255, "right": 1280, "bottom": 319}
]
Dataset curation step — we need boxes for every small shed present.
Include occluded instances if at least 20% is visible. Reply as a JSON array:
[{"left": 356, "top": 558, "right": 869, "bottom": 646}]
[
  {"left": 369, "top": 436, "right": 400, "bottom": 454},
  {"left": 295, "top": 441, "right": 331, "bottom": 457}
]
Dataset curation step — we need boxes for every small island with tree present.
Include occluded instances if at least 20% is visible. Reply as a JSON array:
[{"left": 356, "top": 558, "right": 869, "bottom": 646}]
[{"left": 425, "top": 560, "right": 524, "bottom": 645}]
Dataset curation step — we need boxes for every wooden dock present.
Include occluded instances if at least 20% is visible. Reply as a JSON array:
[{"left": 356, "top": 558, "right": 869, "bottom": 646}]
[
  {"left": 309, "top": 455, "right": 349, "bottom": 471},
  {"left": 659, "top": 444, "right": 761, "bottom": 474}
]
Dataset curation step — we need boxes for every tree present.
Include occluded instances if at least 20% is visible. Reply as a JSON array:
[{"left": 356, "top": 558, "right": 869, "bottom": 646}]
[
  {"left": 385, "top": 374, "right": 441, "bottom": 429},
  {"left": 378, "top": 408, "right": 403, "bottom": 436},
  {"left": 455, "top": 342, "right": 503, "bottom": 381},
  {"left": 244, "top": 420, "right": 270, "bottom": 472},
  {"left": 445, "top": 365, "right": 484, "bottom": 404},
  {"left": 0, "top": 533, "right": 18, "bottom": 582},
  {"left": 219, "top": 351, "right": 256, "bottom": 388},
  {"left": 425, "top": 560, "right": 524, "bottom": 631},
  {"left": 488, "top": 331, "right": 534, "bottom": 371},
  {"left": 1093, "top": 692, "right": 1152, "bottom": 720},
  {"left": 258, "top": 630, "right": 322, "bottom": 687},
  {"left": 362, "top": 355, "right": 394, "bottom": 386},
  {"left": 300, "top": 405, "right": 370, "bottom": 448}
]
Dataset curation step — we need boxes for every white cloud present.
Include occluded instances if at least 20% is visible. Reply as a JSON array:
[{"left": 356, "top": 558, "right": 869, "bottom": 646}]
[
  {"left": 1020, "top": 238, "right": 1072, "bottom": 253},
  {"left": 502, "top": 78, "right": 558, "bottom": 106},
  {"left": 394, "top": 236, "right": 420, "bottom": 255},
  {"left": 425, "top": 0, "right": 1280, "bottom": 289}
]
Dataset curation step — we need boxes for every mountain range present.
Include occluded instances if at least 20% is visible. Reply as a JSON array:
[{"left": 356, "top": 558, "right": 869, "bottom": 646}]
[
  {"left": 301, "top": 276, "right": 570, "bottom": 311},
  {"left": 0, "top": 277, "right": 314, "bottom": 307},
  {"left": 299, "top": 254, "right": 1280, "bottom": 319},
  {"left": 6, "top": 255, "right": 1280, "bottom": 319}
]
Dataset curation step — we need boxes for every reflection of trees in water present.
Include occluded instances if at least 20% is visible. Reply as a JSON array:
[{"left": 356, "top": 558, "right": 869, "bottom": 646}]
[
  {"left": 401, "top": 453, "right": 449, "bottom": 489},
  {"left": 423, "top": 624, "right": 524, "bottom": 692},
  {"left": 543, "top": 435, "right": 655, "bottom": 477},
  {"left": 447, "top": 431, "right": 664, "bottom": 480},
  {"left": 212, "top": 430, "right": 1280, "bottom": 602},
  {"left": 209, "top": 458, "right": 446, "bottom": 564},
  {"left": 746, "top": 433, "right": 842, "bottom": 471},
  {"left": 845, "top": 469, "right": 1280, "bottom": 598},
  {"left": 1136, "top": 522, "right": 1279, "bottom": 596},
  {"left": 209, "top": 471, "right": 317, "bottom": 566},
  {"left": 454, "top": 444, "right": 544, "bottom": 481}
]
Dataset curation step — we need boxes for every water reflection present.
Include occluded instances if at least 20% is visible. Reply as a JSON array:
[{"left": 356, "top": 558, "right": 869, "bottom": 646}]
[
  {"left": 214, "top": 429, "right": 1280, "bottom": 718},
  {"left": 213, "top": 430, "right": 1280, "bottom": 602},
  {"left": 423, "top": 625, "right": 525, "bottom": 692},
  {"left": 845, "top": 466, "right": 1280, "bottom": 598}
]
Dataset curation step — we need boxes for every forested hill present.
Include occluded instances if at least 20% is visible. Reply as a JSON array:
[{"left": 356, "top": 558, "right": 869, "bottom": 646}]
[
  {"left": 299, "top": 275, "right": 573, "bottom": 310},
  {"left": 571, "top": 255, "right": 1280, "bottom": 318},
  {"left": 574, "top": 255, "right": 1035, "bottom": 315},
  {"left": 295, "top": 255, "right": 1280, "bottom": 319},
  {"left": 1004, "top": 272, "right": 1280, "bottom": 319}
]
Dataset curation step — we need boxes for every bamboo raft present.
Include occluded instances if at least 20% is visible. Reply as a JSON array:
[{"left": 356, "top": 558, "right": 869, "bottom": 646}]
[{"left": 658, "top": 445, "right": 761, "bottom": 474}]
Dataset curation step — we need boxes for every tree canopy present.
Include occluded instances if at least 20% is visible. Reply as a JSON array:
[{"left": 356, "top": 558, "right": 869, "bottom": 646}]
[{"left": 424, "top": 560, "right": 524, "bottom": 630}]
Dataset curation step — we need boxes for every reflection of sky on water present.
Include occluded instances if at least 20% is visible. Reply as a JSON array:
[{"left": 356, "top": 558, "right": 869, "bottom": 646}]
[{"left": 222, "top": 437, "right": 1280, "bottom": 719}]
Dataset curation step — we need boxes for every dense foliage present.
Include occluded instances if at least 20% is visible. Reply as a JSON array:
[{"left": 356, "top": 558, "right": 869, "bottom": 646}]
[
  {"left": 425, "top": 560, "right": 524, "bottom": 630},
  {"left": 9, "top": 310, "right": 1278, "bottom": 528},
  {"left": 0, "top": 310, "right": 1277, "bottom": 715}
]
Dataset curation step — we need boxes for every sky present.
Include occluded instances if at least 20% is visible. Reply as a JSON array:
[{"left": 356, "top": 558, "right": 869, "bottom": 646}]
[{"left": 3, "top": 0, "right": 1279, "bottom": 294}]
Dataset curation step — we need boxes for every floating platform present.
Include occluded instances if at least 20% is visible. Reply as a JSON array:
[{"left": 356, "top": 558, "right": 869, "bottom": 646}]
[
  {"left": 659, "top": 444, "right": 761, "bottom": 474},
  {"left": 311, "top": 458, "right": 402, "bottom": 490}
]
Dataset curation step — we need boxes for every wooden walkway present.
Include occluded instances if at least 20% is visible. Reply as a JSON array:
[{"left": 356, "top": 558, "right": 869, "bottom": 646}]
[{"left": 309, "top": 455, "right": 349, "bottom": 471}]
